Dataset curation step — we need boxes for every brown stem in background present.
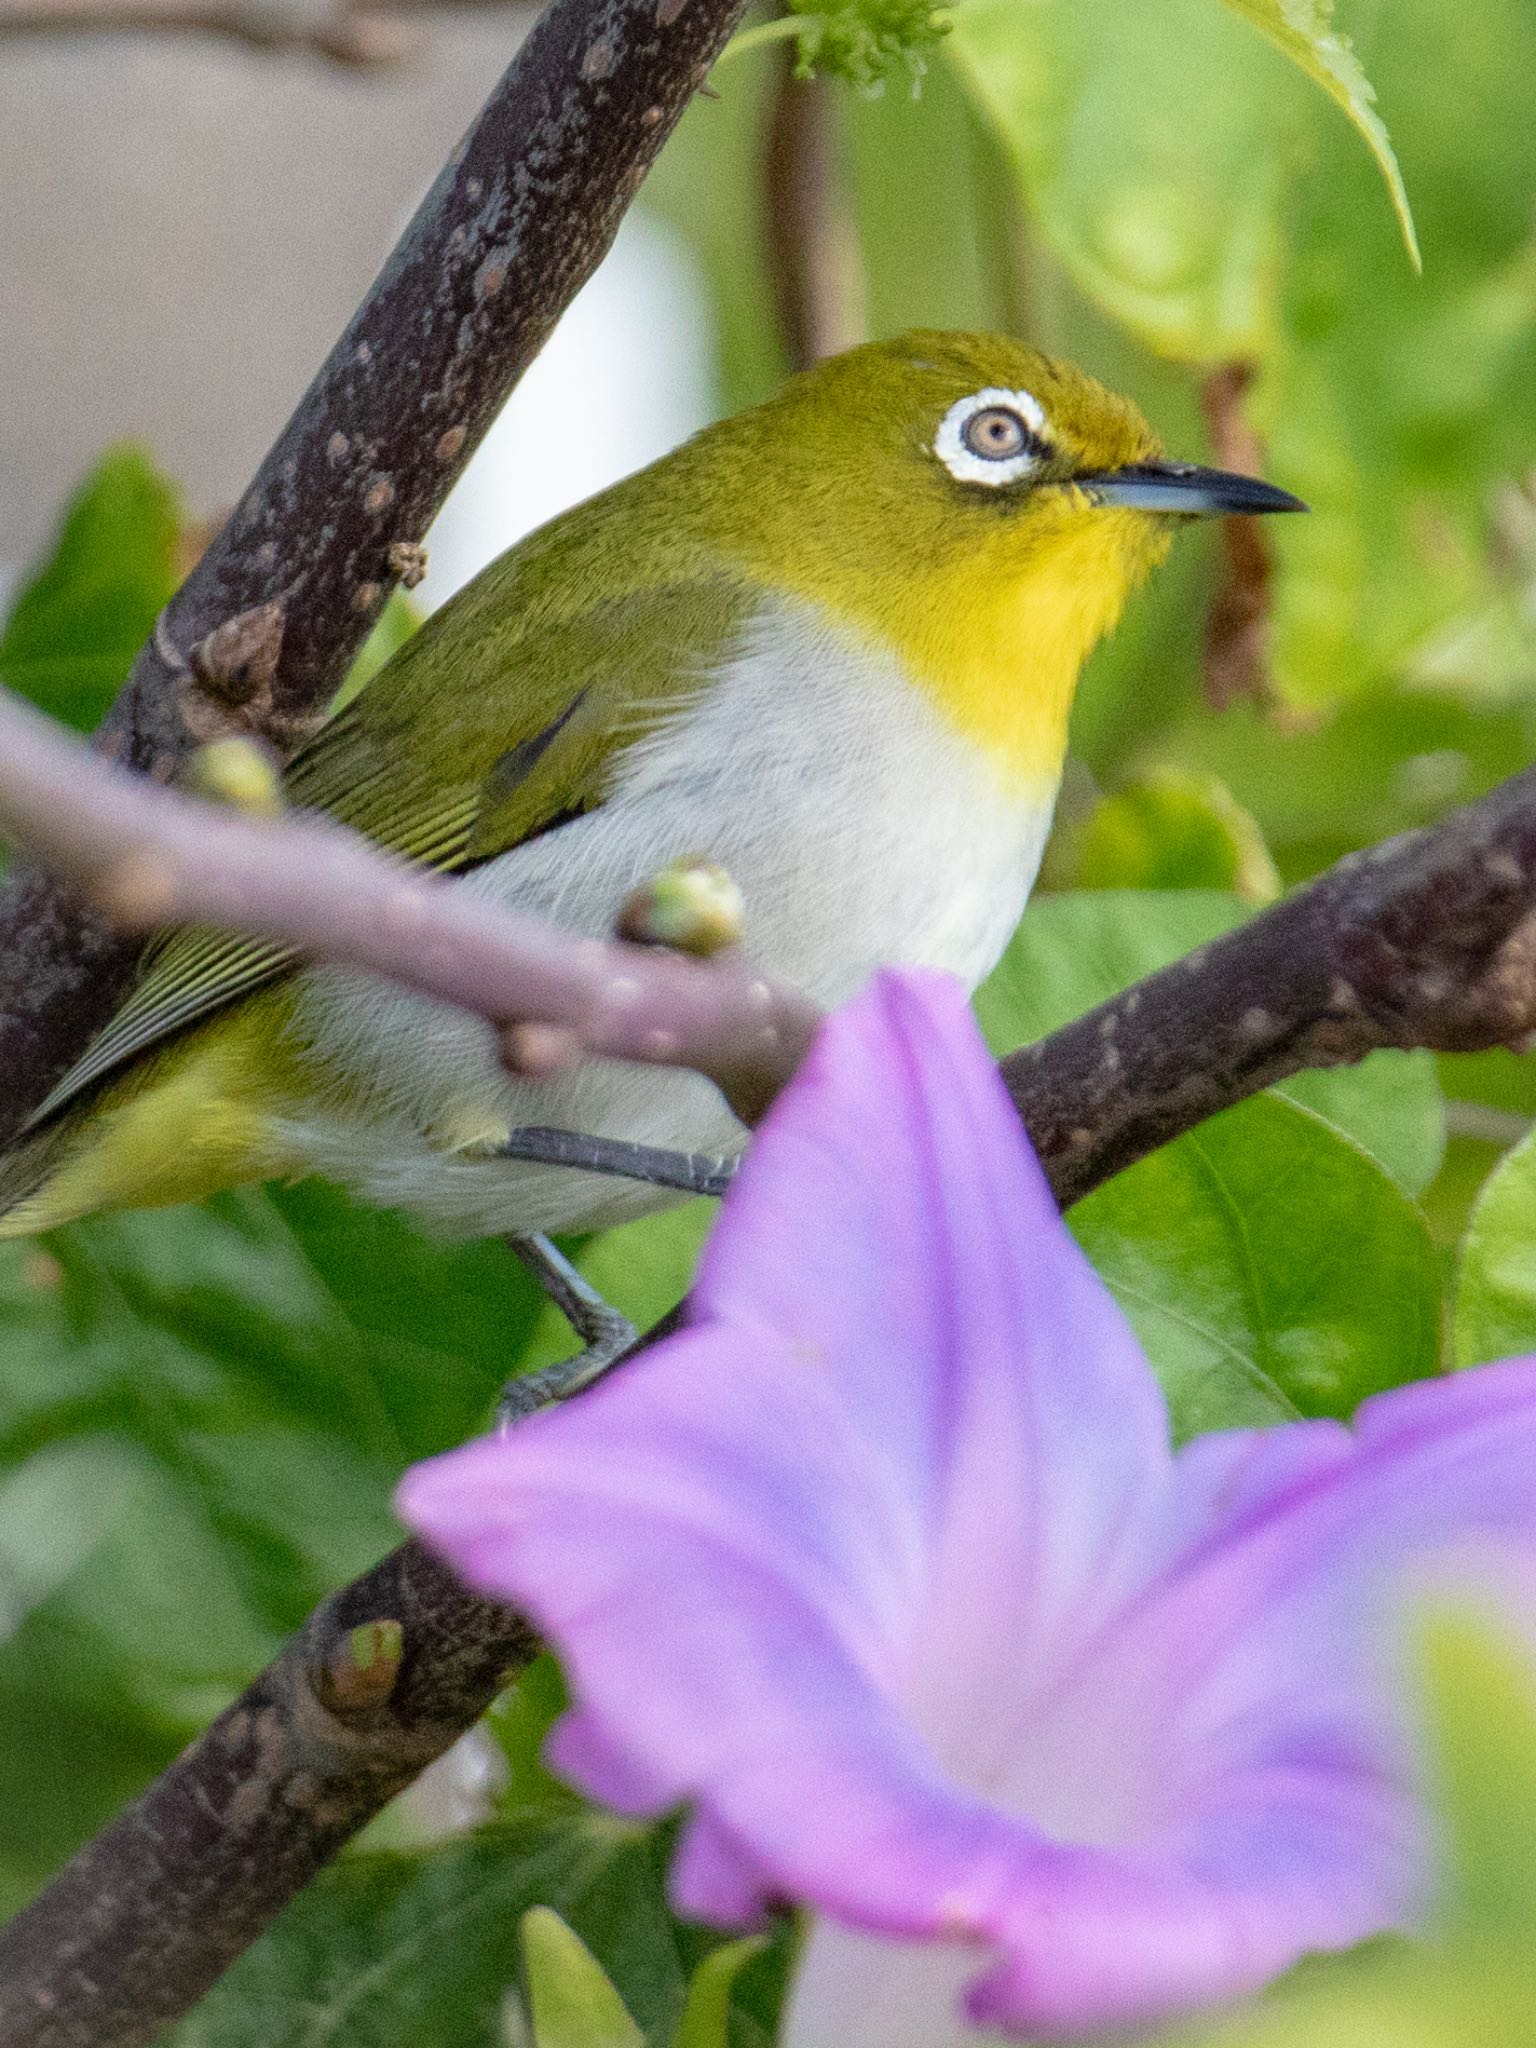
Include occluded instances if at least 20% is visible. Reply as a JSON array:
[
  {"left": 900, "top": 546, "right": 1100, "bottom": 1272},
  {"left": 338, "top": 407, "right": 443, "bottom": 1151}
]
[
  {"left": 11, "top": 755, "right": 1536, "bottom": 2044},
  {"left": 0, "top": 0, "right": 753, "bottom": 1146},
  {"left": 0, "top": 0, "right": 421, "bottom": 61},
  {"left": 0, "top": 0, "right": 541, "bottom": 57},
  {"left": 1200, "top": 361, "right": 1278, "bottom": 710},
  {"left": 760, "top": 48, "right": 865, "bottom": 372}
]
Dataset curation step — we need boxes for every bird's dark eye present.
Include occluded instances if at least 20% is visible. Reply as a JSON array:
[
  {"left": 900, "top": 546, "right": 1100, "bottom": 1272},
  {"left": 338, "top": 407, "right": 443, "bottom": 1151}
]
[{"left": 961, "top": 406, "right": 1032, "bottom": 462}]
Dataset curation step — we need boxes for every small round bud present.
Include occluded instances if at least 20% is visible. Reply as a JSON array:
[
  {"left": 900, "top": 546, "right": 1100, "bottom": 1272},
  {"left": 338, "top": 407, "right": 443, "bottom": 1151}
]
[
  {"left": 311, "top": 1618, "right": 405, "bottom": 1716},
  {"left": 185, "top": 737, "right": 285, "bottom": 818},
  {"left": 617, "top": 858, "right": 745, "bottom": 957}
]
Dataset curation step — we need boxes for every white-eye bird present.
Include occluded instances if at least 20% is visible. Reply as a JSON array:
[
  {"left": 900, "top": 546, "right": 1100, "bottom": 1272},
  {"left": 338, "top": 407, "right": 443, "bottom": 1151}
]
[{"left": 0, "top": 331, "right": 1300, "bottom": 1345}]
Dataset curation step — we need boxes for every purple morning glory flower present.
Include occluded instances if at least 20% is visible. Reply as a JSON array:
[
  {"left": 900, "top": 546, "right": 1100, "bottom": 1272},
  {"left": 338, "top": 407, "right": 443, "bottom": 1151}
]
[{"left": 398, "top": 970, "right": 1536, "bottom": 2043}]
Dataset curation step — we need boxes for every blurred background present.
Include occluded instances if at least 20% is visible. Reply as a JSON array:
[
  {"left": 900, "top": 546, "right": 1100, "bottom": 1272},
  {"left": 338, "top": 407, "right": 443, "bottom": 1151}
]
[
  {"left": 2, "top": 0, "right": 1536, "bottom": 2035},
  {"left": 0, "top": 15, "right": 718, "bottom": 606}
]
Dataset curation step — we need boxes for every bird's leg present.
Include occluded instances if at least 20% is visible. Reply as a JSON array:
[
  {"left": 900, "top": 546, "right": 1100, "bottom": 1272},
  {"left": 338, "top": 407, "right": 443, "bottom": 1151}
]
[
  {"left": 490, "top": 1126, "right": 738, "bottom": 1198},
  {"left": 493, "top": 1130, "right": 738, "bottom": 1424},
  {"left": 499, "top": 1233, "right": 640, "bottom": 1425}
]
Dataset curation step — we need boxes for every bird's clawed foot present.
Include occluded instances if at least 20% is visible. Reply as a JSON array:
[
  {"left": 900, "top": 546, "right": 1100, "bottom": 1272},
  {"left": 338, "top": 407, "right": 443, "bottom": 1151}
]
[
  {"left": 498, "top": 1232, "right": 640, "bottom": 1426},
  {"left": 494, "top": 1130, "right": 739, "bottom": 1425}
]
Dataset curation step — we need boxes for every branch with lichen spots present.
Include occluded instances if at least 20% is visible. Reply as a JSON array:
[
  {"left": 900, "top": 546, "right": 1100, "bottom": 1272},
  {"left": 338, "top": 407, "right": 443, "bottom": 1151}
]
[
  {"left": 0, "top": 0, "right": 753, "bottom": 1144},
  {"left": 8, "top": 731, "right": 1536, "bottom": 2048},
  {"left": 0, "top": 1541, "right": 536, "bottom": 2048},
  {"left": 1005, "top": 768, "right": 1536, "bottom": 1205},
  {"left": 0, "top": 690, "right": 821, "bottom": 1127}
]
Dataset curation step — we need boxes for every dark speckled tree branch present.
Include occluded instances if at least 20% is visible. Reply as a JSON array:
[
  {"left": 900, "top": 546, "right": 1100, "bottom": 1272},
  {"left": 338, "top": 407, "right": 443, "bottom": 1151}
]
[
  {"left": 9, "top": 768, "right": 1536, "bottom": 2046},
  {"left": 1006, "top": 765, "right": 1536, "bottom": 1206},
  {"left": 0, "top": 1543, "right": 538, "bottom": 2048},
  {"left": 0, "top": 0, "right": 752, "bottom": 1144}
]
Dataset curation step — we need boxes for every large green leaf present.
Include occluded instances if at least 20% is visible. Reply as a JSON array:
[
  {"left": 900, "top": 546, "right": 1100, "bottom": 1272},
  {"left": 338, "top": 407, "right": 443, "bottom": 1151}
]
[
  {"left": 0, "top": 1441, "right": 138, "bottom": 1642},
  {"left": 0, "top": 447, "right": 182, "bottom": 730},
  {"left": 1450, "top": 1124, "right": 1536, "bottom": 1368},
  {"left": 946, "top": 0, "right": 1310, "bottom": 361},
  {"left": 0, "top": 1190, "right": 536, "bottom": 1909},
  {"left": 1219, "top": 0, "right": 1416, "bottom": 264},
  {"left": 1256, "top": 0, "right": 1536, "bottom": 708},
  {"left": 169, "top": 1820, "right": 706, "bottom": 2048},
  {"left": 978, "top": 892, "right": 1441, "bottom": 1435},
  {"left": 1144, "top": 690, "right": 1536, "bottom": 887},
  {"left": 1050, "top": 767, "right": 1280, "bottom": 901},
  {"left": 1071, "top": 1091, "right": 1441, "bottom": 1439}
]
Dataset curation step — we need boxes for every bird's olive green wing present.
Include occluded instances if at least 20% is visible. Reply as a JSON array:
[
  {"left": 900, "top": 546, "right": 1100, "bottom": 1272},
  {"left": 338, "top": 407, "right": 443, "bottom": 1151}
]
[{"left": 24, "top": 563, "right": 750, "bottom": 1130}]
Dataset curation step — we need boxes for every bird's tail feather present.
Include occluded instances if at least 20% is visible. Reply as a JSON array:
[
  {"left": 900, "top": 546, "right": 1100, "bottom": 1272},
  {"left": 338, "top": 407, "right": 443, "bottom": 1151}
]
[{"left": 0, "top": 1118, "right": 83, "bottom": 1239}]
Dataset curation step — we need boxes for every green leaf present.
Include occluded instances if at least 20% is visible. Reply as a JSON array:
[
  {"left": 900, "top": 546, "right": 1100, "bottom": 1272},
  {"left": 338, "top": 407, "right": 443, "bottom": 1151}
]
[
  {"left": 977, "top": 891, "right": 1444, "bottom": 1192},
  {"left": 976, "top": 888, "right": 1246, "bottom": 1045},
  {"left": 0, "top": 1187, "right": 529, "bottom": 1908},
  {"left": 978, "top": 892, "right": 1442, "bottom": 1435},
  {"left": 0, "top": 446, "right": 182, "bottom": 730},
  {"left": 674, "top": 1941, "right": 768, "bottom": 2048},
  {"left": 520, "top": 1906, "right": 645, "bottom": 2048},
  {"left": 1450, "top": 1124, "right": 1536, "bottom": 1368},
  {"left": 946, "top": 0, "right": 1309, "bottom": 360},
  {"left": 0, "top": 1441, "right": 138, "bottom": 1641},
  {"left": 1053, "top": 768, "right": 1280, "bottom": 900},
  {"left": 1145, "top": 692, "right": 1536, "bottom": 884},
  {"left": 1219, "top": 0, "right": 1418, "bottom": 266},
  {"left": 1254, "top": 0, "right": 1536, "bottom": 710},
  {"left": 168, "top": 1819, "right": 699, "bottom": 2048},
  {"left": 1071, "top": 1092, "right": 1441, "bottom": 1439}
]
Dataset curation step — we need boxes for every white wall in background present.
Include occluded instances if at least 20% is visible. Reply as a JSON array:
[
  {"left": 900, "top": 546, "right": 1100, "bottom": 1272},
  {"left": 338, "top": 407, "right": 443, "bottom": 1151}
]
[{"left": 0, "top": 22, "right": 718, "bottom": 611}]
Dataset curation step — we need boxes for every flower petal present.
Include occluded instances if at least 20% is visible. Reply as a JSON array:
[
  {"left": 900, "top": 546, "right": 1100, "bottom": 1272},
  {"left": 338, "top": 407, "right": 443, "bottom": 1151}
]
[
  {"left": 694, "top": 969, "right": 1174, "bottom": 1694},
  {"left": 399, "top": 970, "right": 1536, "bottom": 2043}
]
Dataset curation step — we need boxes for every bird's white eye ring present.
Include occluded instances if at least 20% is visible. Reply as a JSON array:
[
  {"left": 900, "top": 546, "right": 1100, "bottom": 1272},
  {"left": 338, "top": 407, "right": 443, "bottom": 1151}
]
[{"left": 935, "top": 387, "right": 1048, "bottom": 487}]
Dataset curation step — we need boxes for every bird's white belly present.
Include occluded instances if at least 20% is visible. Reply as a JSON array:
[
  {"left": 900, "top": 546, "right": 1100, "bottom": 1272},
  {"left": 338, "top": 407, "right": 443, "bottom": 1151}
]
[{"left": 280, "top": 599, "right": 1056, "bottom": 1236}]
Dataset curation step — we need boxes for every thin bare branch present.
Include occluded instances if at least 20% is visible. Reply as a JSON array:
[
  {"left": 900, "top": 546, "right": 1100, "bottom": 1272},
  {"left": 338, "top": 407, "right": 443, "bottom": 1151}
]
[
  {"left": 0, "top": 1543, "right": 536, "bottom": 2048},
  {"left": 1199, "top": 361, "right": 1278, "bottom": 709},
  {"left": 0, "top": 690, "right": 822, "bottom": 1127},
  {"left": 1006, "top": 769, "right": 1536, "bottom": 1205}
]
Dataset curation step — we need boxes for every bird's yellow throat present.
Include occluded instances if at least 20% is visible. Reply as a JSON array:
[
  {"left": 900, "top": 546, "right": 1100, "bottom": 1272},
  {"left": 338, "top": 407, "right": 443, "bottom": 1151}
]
[
  {"left": 728, "top": 492, "right": 1171, "bottom": 798},
  {"left": 852, "top": 501, "right": 1169, "bottom": 794}
]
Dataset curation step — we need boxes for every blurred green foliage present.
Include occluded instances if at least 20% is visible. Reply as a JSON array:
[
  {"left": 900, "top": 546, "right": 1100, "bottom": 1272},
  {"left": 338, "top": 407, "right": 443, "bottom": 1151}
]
[
  {"left": 0, "top": 447, "right": 181, "bottom": 731},
  {"left": 2, "top": 0, "right": 1536, "bottom": 2036}
]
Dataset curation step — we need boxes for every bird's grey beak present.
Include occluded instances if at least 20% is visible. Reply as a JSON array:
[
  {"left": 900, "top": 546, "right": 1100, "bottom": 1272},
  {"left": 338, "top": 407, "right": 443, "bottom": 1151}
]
[{"left": 1075, "top": 461, "right": 1307, "bottom": 518}]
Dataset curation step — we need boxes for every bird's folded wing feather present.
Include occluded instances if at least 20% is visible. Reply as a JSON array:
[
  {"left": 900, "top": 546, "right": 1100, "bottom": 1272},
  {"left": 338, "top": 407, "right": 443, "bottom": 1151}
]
[{"left": 25, "top": 564, "right": 749, "bottom": 1129}]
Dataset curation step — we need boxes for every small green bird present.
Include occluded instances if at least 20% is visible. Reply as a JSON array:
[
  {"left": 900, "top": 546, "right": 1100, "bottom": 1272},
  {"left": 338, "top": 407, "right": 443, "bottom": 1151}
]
[{"left": 0, "top": 331, "right": 1300, "bottom": 1277}]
